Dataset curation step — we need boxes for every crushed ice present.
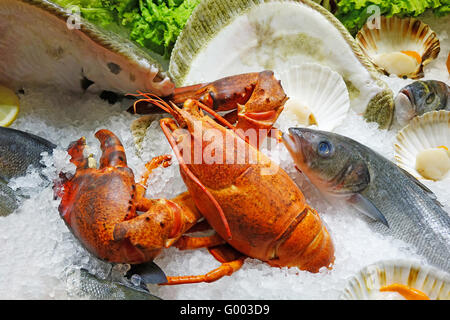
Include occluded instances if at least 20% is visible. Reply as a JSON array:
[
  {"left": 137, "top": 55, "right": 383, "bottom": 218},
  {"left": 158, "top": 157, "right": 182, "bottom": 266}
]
[{"left": 0, "top": 12, "right": 448, "bottom": 299}]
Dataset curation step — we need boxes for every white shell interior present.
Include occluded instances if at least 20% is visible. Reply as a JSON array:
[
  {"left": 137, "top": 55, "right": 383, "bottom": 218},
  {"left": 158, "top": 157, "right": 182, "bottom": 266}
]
[
  {"left": 341, "top": 260, "right": 450, "bottom": 300},
  {"left": 356, "top": 17, "right": 439, "bottom": 78},
  {"left": 181, "top": 1, "right": 383, "bottom": 114},
  {"left": 276, "top": 63, "right": 350, "bottom": 131},
  {"left": 395, "top": 110, "right": 450, "bottom": 181},
  {"left": 0, "top": 0, "right": 174, "bottom": 96}
]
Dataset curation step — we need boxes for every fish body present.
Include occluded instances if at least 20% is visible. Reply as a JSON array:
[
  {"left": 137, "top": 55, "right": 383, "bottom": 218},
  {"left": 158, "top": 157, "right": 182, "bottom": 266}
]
[
  {"left": 0, "top": 182, "right": 18, "bottom": 217},
  {"left": 66, "top": 268, "right": 161, "bottom": 300},
  {"left": 0, "top": 126, "right": 55, "bottom": 216},
  {"left": 395, "top": 80, "right": 449, "bottom": 127},
  {"left": 283, "top": 128, "right": 450, "bottom": 272}
]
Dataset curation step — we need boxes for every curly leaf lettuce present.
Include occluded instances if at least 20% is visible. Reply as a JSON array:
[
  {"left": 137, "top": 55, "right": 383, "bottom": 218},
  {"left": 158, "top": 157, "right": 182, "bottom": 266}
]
[
  {"left": 52, "top": 0, "right": 201, "bottom": 59},
  {"left": 335, "top": 0, "right": 450, "bottom": 35}
]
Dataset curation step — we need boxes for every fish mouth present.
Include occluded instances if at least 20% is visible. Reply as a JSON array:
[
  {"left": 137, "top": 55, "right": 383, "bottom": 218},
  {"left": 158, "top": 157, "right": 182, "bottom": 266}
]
[
  {"left": 400, "top": 88, "right": 414, "bottom": 104},
  {"left": 282, "top": 128, "right": 307, "bottom": 165}
]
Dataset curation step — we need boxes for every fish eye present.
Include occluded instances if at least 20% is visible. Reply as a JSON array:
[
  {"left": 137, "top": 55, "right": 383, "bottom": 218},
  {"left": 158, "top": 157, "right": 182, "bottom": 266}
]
[
  {"left": 426, "top": 93, "right": 435, "bottom": 104},
  {"left": 317, "top": 141, "right": 333, "bottom": 157}
]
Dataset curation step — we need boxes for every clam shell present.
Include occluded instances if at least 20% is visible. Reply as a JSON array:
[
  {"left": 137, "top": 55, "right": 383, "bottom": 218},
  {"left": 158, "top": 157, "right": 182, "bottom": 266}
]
[
  {"left": 170, "top": 0, "right": 394, "bottom": 129},
  {"left": 394, "top": 110, "right": 450, "bottom": 180},
  {"left": 0, "top": 0, "right": 174, "bottom": 96},
  {"left": 356, "top": 16, "right": 440, "bottom": 79},
  {"left": 340, "top": 260, "right": 450, "bottom": 300},
  {"left": 276, "top": 63, "right": 350, "bottom": 131}
]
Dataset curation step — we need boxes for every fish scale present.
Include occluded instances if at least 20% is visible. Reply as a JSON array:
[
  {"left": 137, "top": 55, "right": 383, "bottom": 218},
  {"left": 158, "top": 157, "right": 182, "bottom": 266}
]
[{"left": 363, "top": 150, "right": 450, "bottom": 272}]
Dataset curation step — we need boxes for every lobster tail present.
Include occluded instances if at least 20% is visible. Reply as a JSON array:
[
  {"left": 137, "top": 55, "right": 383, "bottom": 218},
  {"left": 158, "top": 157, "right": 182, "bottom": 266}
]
[
  {"left": 268, "top": 206, "right": 334, "bottom": 272},
  {"left": 95, "top": 129, "right": 127, "bottom": 168}
]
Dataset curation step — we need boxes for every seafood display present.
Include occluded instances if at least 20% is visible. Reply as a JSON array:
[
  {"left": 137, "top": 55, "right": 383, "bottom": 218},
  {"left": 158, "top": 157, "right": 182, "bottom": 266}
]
[
  {"left": 341, "top": 260, "right": 450, "bottom": 300},
  {"left": 150, "top": 97, "right": 334, "bottom": 277},
  {"left": 276, "top": 63, "right": 350, "bottom": 131},
  {"left": 169, "top": 0, "right": 395, "bottom": 129},
  {"left": 394, "top": 80, "right": 449, "bottom": 127},
  {"left": 0, "top": 0, "right": 174, "bottom": 96},
  {"left": 356, "top": 16, "right": 440, "bottom": 79},
  {"left": 395, "top": 110, "right": 450, "bottom": 181},
  {"left": 0, "top": 0, "right": 449, "bottom": 302},
  {"left": 58, "top": 92, "right": 334, "bottom": 284},
  {"left": 283, "top": 128, "right": 450, "bottom": 272},
  {"left": 0, "top": 126, "right": 55, "bottom": 216}
]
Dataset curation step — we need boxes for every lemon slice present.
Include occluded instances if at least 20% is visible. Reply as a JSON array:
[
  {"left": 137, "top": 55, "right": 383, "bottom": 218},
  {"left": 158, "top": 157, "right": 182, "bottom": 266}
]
[{"left": 0, "top": 85, "right": 20, "bottom": 127}]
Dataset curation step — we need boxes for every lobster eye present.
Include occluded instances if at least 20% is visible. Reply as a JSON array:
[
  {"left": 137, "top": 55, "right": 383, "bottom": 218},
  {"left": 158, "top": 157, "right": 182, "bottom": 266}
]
[
  {"left": 426, "top": 93, "right": 435, "bottom": 104},
  {"left": 318, "top": 141, "right": 332, "bottom": 157}
]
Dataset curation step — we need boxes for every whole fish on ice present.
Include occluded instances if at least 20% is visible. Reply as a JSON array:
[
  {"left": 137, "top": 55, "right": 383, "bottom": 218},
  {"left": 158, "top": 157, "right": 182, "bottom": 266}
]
[
  {"left": 0, "top": 126, "right": 55, "bottom": 216},
  {"left": 283, "top": 128, "right": 450, "bottom": 272},
  {"left": 395, "top": 80, "right": 449, "bottom": 127}
]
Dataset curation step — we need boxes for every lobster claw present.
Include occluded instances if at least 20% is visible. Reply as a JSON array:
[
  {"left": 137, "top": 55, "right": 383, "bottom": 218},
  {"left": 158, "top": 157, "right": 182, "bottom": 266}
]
[
  {"left": 67, "top": 137, "right": 89, "bottom": 169},
  {"left": 95, "top": 129, "right": 128, "bottom": 168}
]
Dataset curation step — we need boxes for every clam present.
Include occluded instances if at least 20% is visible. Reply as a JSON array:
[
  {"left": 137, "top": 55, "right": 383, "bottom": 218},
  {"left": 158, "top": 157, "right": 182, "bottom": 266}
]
[
  {"left": 395, "top": 110, "right": 450, "bottom": 181},
  {"left": 340, "top": 260, "right": 450, "bottom": 300},
  {"left": 170, "top": 0, "right": 395, "bottom": 129},
  {"left": 276, "top": 63, "right": 350, "bottom": 131},
  {"left": 0, "top": 0, "right": 174, "bottom": 96},
  {"left": 356, "top": 16, "right": 440, "bottom": 79}
]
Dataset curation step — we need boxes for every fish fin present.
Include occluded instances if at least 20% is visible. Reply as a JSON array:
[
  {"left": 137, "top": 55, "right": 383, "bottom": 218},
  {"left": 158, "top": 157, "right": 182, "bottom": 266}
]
[
  {"left": 349, "top": 193, "right": 389, "bottom": 227},
  {"left": 126, "top": 261, "right": 167, "bottom": 285},
  {"left": 398, "top": 167, "right": 443, "bottom": 206}
]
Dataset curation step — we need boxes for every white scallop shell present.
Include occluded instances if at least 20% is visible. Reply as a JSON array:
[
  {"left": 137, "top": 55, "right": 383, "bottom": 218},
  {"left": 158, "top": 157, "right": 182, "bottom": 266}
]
[
  {"left": 356, "top": 16, "right": 440, "bottom": 79},
  {"left": 340, "top": 260, "right": 450, "bottom": 300},
  {"left": 276, "top": 63, "right": 350, "bottom": 131},
  {"left": 394, "top": 110, "right": 450, "bottom": 180}
]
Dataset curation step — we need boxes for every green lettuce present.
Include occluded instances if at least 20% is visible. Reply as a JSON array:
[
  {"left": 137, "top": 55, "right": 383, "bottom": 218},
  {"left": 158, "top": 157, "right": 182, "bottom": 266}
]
[
  {"left": 52, "top": 0, "right": 201, "bottom": 59},
  {"left": 335, "top": 0, "right": 450, "bottom": 35}
]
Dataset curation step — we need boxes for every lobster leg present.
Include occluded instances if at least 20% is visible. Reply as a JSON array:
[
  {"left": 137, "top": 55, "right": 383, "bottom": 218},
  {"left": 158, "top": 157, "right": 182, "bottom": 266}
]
[
  {"left": 174, "top": 233, "right": 225, "bottom": 250},
  {"left": 163, "top": 244, "right": 246, "bottom": 285}
]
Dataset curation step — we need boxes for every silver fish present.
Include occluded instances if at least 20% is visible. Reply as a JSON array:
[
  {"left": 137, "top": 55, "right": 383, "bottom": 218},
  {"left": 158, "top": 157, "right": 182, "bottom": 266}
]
[
  {"left": 395, "top": 80, "right": 449, "bottom": 127},
  {"left": 283, "top": 128, "right": 450, "bottom": 272},
  {"left": 66, "top": 268, "right": 161, "bottom": 300},
  {"left": 0, "top": 126, "right": 55, "bottom": 216},
  {"left": 0, "top": 181, "right": 19, "bottom": 217},
  {"left": 0, "top": 0, "right": 174, "bottom": 96}
]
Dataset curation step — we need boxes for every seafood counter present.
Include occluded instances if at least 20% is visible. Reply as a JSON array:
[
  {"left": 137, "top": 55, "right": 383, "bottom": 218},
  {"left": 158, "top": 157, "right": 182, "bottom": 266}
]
[{"left": 0, "top": 0, "right": 449, "bottom": 300}]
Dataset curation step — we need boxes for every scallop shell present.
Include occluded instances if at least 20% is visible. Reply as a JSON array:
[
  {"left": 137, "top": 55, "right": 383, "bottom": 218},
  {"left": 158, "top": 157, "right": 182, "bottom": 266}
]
[
  {"left": 276, "top": 63, "right": 350, "bottom": 131},
  {"left": 340, "top": 260, "right": 450, "bottom": 300},
  {"left": 0, "top": 0, "right": 174, "bottom": 96},
  {"left": 356, "top": 16, "right": 440, "bottom": 79},
  {"left": 170, "top": 0, "right": 394, "bottom": 129},
  {"left": 394, "top": 110, "right": 450, "bottom": 180}
]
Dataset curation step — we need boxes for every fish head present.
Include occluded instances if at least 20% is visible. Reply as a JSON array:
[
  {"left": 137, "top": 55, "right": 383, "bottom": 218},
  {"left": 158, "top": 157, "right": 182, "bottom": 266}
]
[
  {"left": 395, "top": 81, "right": 447, "bottom": 126},
  {"left": 282, "top": 128, "right": 370, "bottom": 196}
]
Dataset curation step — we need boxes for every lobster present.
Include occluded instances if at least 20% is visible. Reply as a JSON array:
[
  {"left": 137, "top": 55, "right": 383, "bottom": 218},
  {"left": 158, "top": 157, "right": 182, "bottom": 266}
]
[{"left": 57, "top": 71, "right": 335, "bottom": 285}]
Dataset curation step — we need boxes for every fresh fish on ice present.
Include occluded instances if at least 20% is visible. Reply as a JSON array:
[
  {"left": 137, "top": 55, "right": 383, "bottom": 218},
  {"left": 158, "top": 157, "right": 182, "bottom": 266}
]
[
  {"left": 0, "top": 126, "right": 55, "bottom": 216},
  {"left": 283, "top": 127, "right": 450, "bottom": 272},
  {"left": 395, "top": 80, "right": 449, "bottom": 127}
]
